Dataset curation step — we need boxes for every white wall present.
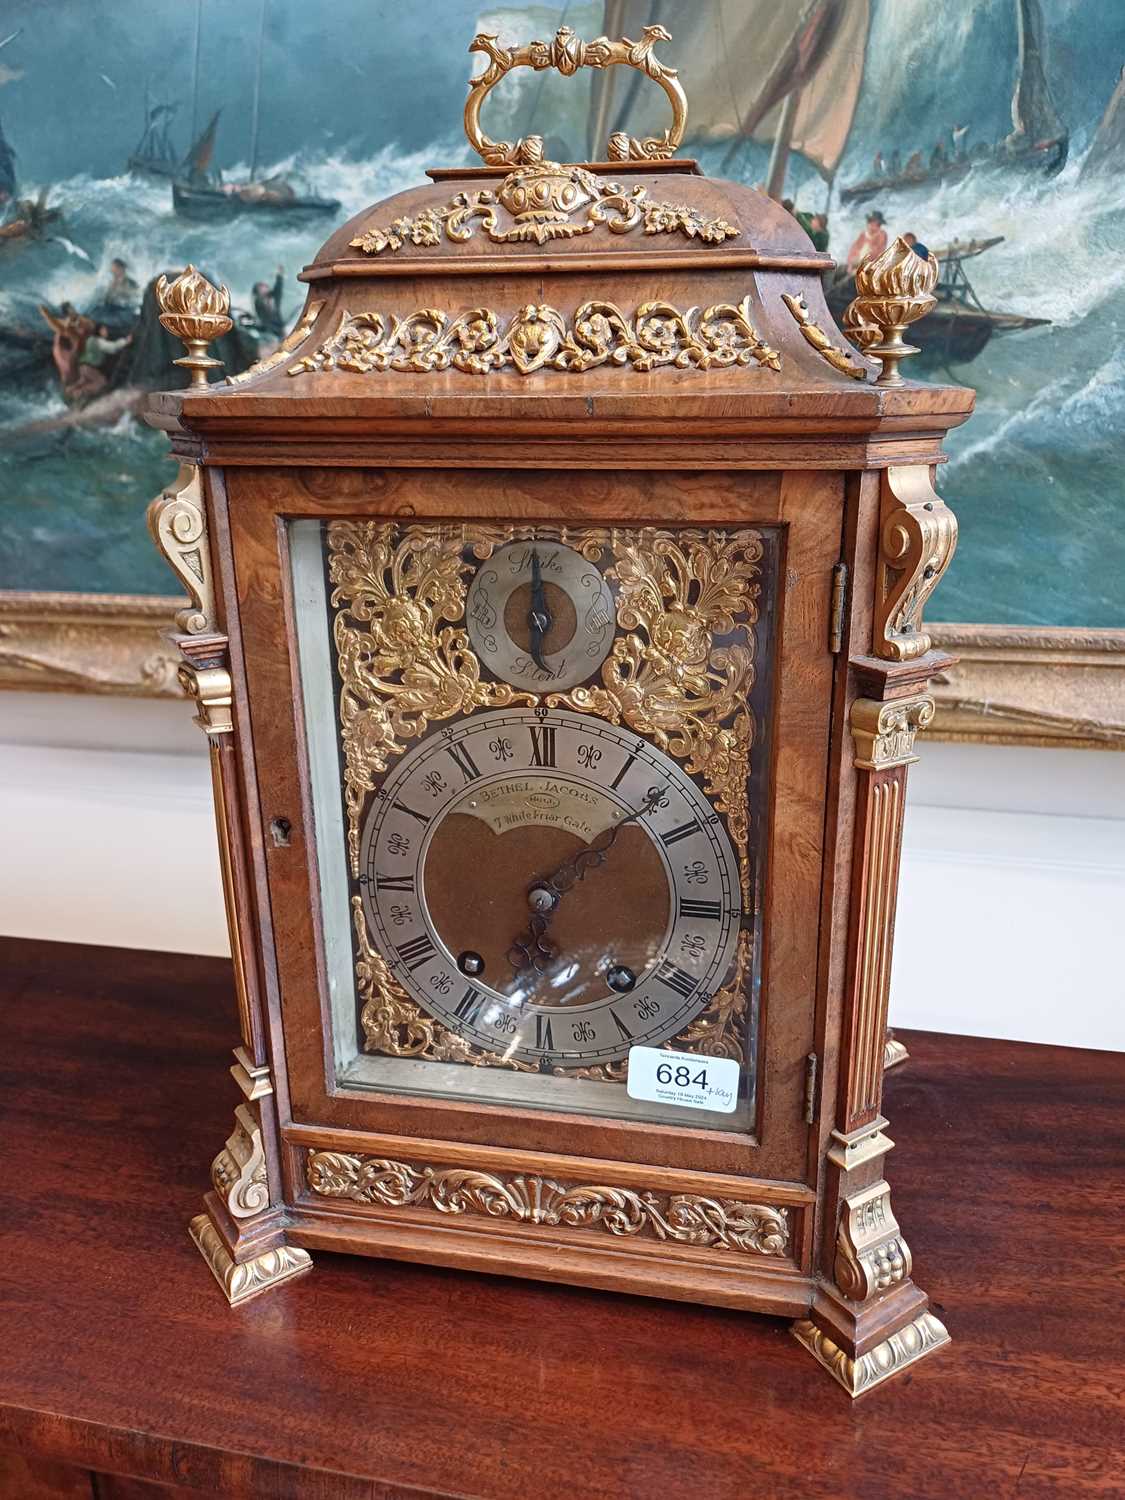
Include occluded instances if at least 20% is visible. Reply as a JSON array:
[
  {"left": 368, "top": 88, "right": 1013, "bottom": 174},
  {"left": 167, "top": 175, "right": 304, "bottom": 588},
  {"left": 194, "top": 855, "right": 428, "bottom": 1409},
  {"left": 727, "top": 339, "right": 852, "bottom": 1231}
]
[
  {"left": 2, "top": 691, "right": 1122, "bottom": 1050},
  {"left": 895, "top": 742, "right": 1125, "bottom": 1050},
  {"left": 0, "top": 692, "right": 225, "bottom": 957}
]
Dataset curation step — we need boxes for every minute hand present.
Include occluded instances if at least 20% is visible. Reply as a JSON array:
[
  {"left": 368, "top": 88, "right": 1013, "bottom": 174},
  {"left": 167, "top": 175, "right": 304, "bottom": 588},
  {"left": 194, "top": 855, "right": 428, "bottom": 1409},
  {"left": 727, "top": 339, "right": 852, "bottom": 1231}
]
[
  {"left": 527, "top": 549, "right": 552, "bottom": 672},
  {"left": 507, "top": 788, "right": 667, "bottom": 975}
]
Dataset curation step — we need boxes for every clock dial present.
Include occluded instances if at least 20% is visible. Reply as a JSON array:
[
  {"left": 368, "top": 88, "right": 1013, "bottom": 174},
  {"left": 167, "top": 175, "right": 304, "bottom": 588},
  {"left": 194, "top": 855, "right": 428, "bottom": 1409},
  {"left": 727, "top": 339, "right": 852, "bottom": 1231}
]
[
  {"left": 466, "top": 541, "right": 616, "bottom": 691},
  {"left": 359, "top": 708, "right": 742, "bottom": 1068}
]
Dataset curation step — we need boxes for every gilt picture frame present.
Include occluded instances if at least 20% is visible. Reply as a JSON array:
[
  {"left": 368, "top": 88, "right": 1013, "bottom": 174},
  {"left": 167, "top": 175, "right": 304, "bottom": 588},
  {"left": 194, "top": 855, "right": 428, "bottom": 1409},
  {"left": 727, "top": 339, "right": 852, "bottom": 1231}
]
[{"left": 1, "top": 596, "right": 1120, "bottom": 750}]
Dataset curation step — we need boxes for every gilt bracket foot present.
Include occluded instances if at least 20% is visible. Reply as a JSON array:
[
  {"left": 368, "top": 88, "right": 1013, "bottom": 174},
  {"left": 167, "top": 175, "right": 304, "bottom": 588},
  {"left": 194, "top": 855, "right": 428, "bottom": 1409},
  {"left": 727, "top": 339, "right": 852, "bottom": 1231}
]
[
  {"left": 189, "top": 1214, "right": 312, "bottom": 1307},
  {"left": 884, "top": 1029, "right": 910, "bottom": 1069},
  {"left": 791, "top": 1311, "right": 949, "bottom": 1397}
]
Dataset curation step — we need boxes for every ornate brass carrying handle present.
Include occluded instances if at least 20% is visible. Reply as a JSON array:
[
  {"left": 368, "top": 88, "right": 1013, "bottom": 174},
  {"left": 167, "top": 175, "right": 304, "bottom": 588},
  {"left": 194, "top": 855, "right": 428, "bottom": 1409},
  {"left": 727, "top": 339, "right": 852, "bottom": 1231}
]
[{"left": 465, "top": 24, "right": 687, "bottom": 167}]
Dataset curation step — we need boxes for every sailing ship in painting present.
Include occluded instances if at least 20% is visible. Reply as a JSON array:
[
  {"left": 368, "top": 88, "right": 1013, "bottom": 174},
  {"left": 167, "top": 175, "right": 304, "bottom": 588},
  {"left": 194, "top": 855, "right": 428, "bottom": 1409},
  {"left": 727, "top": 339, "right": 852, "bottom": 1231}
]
[
  {"left": 138, "top": 0, "right": 339, "bottom": 221},
  {"left": 127, "top": 94, "right": 181, "bottom": 181},
  {"left": 1082, "top": 64, "right": 1125, "bottom": 180},
  {"left": 594, "top": 0, "right": 871, "bottom": 209},
  {"left": 122, "top": 2, "right": 339, "bottom": 217},
  {"left": 614, "top": 0, "right": 1061, "bottom": 367},
  {"left": 0, "top": 113, "right": 61, "bottom": 250},
  {"left": 840, "top": 0, "right": 1067, "bottom": 202},
  {"left": 172, "top": 109, "right": 340, "bottom": 221},
  {"left": 2, "top": 0, "right": 1125, "bottom": 424}
]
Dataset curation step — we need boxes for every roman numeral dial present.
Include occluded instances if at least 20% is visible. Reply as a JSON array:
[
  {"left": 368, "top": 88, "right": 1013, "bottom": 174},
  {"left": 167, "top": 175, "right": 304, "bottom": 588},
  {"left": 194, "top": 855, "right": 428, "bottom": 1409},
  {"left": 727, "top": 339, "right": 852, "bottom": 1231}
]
[
  {"left": 529, "top": 724, "right": 556, "bottom": 767},
  {"left": 358, "top": 708, "right": 743, "bottom": 1068},
  {"left": 396, "top": 932, "right": 435, "bottom": 971},
  {"left": 446, "top": 742, "right": 481, "bottom": 783},
  {"left": 679, "top": 898, "right": 721, "bottom": 921}
]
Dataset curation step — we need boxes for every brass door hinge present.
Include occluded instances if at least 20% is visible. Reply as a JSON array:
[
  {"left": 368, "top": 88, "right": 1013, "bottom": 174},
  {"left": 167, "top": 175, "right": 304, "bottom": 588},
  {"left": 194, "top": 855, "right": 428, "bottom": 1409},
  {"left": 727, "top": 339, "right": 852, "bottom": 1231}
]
[
  {"left": 803, "top": 1051, "right": 819, "bottom": 1124},
  {"left": 829, "top": 562, "right": 848, "bottom": 653}
]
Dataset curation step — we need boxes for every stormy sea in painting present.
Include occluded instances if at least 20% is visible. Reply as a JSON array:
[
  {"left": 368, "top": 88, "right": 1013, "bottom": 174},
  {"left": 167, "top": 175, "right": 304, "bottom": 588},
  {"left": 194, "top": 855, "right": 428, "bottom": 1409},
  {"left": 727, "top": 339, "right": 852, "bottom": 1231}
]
[
  {"left": 0, "top": 0, "right": 1122, "bottom": 625},
  {"left": 0, "top": 142, "right": 452, "bottom": 594}
]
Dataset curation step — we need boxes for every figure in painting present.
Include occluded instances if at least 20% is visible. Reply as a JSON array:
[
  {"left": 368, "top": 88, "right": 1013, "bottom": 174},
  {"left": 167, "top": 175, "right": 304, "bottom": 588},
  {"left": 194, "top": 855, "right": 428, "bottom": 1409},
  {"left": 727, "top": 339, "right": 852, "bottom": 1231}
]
[
  {"left": 847, "top": 210, "right": 887, "bottom": 272},
  {"left": 796, "top": 209, "right": 829, "bottom": 251},
  {"left": 39, "top": 305, "right": 132, "bottom": 406},
  {"left": 102, "top": 258, "right": 140, "bottom": 312},
  {"left": 69, "top": 323, "right": 133, "bottom": 403},
  {"left": 252, "top": 266, "right": 286, "bottom": 338},
  {"left": 40, "top": 305, "right": 90, "bottom": 393},
  {"left": 0, "top": 186, "right": 62, "bottom": 245}
]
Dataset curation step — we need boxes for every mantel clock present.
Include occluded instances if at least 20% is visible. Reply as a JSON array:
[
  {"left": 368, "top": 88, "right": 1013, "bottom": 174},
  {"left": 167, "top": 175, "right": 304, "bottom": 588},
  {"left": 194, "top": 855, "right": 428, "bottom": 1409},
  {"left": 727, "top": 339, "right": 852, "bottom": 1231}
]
[{"left": 145, "top": 27, "right": 972, "bottom": 1397}]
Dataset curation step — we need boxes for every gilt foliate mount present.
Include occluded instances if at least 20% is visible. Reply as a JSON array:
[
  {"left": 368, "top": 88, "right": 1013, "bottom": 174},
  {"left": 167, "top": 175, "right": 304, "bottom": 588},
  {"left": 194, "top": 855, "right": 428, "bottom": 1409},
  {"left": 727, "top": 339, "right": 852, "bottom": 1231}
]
[
  {"left": 326, "top": 522, "right": 762, "bottom": 895},
  {"left": 347, "top": 161, "right": 738, "bottom": 256},
  {"left": 326, "top": 521, "right": 765, "bottom": 1077},
  {"left": 289, "top": 298, "right": 780, "bottom": 379},
  {"left": 306, "top": 1150, "right": 790, "bottom": 1257}
]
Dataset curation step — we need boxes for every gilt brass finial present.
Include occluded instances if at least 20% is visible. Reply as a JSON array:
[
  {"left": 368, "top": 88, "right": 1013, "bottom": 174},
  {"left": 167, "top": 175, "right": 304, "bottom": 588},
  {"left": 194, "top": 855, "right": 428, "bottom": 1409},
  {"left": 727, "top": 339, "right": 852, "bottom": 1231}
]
[
  {"left": 843, "top": 238, "right": 939, "bottom": 386},
  {"left": 155, "top": 264, "right": 233, "bottom": 387}
]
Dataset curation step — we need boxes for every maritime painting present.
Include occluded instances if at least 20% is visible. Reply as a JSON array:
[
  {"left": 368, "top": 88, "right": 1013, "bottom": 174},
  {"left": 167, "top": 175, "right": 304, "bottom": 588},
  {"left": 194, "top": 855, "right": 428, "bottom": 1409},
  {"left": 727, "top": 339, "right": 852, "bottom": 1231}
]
[{"left": 0, "top": 0, "right": 1122, "bottom": 627}]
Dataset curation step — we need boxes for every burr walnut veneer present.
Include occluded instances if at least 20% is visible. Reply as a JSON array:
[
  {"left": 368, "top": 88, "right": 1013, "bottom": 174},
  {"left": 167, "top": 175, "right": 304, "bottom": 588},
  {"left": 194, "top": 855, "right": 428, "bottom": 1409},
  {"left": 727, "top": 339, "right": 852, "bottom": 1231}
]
[{"left": 142, "top": 34, "right": 973, "bottom": 1395}]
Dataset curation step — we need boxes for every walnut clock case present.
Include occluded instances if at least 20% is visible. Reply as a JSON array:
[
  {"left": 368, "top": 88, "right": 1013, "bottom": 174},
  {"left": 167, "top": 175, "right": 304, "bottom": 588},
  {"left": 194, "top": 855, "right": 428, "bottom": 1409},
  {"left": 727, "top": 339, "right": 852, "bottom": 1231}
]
[{"left": 145, "top": 27, "right": 972, "bottom": 1398}]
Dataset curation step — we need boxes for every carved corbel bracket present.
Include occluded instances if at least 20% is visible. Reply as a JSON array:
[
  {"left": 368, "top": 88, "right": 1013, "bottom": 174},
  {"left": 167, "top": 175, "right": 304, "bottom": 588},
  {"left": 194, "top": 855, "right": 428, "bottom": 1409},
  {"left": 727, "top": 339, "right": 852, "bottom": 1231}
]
[
  {"left": 210, "top": 1102, "right": 269, "bottom": 1220},
  {"left": 834, "top": 1180, "right": 912, "bottom": 1302},
  {"left": 875, "top": 466, "right": 958, "bottom": 662},
  {"left": 146, "top": 463, "right": 217, "bottom": 637},
  {"left": 177, "top": 660, "right": 234, "bottom": 737},
  {"left": 850, "top": 694, "right": 935, "bottom": 770}
]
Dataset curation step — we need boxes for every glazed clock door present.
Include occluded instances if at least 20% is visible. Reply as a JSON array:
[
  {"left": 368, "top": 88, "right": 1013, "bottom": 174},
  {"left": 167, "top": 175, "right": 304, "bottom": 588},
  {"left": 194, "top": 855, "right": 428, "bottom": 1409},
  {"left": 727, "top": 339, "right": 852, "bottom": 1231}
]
[{"left": 230, "top": 466, "right": 838, "bottom": 1182}]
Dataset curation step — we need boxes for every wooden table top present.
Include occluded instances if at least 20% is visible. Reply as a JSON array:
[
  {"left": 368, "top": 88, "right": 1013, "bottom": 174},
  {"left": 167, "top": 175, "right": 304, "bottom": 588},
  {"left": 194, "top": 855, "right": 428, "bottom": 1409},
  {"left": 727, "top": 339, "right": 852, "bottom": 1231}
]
[{"left": 0, "top": 937, "right": 1121, "bottom": 1500}]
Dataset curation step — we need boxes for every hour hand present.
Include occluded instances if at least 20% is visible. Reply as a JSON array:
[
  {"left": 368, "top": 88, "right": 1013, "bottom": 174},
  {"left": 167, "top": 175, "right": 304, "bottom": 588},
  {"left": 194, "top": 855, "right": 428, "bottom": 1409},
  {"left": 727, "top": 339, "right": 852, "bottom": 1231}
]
[
  {"left": 506, "top": 789, "right": 665, "bottom": 978},
  {"left": 528, "top": 548, "right": 552, "bottom": 671},
  {"left": 507, "top": 910, "right": 557, "bottom": 978}
]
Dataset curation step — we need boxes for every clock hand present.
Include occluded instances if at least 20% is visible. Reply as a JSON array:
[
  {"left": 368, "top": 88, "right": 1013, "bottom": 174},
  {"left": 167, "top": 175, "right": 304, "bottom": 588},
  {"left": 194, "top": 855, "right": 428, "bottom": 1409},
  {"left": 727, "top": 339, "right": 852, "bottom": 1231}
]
[
  {"left": 527, "top": 548, "right": 552, "bottom": 672},
  {"left": 506, "top": 910, "right": 558, "bottom": 979},
  {"left": 507, "top": 787, "right": 667, "bottom": 977}
]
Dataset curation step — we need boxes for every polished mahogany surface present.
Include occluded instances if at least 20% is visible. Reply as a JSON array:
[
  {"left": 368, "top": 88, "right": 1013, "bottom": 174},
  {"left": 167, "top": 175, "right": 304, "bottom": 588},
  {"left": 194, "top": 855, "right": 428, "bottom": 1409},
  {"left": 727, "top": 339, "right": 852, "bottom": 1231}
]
[{"left": 0, "top": 937, "right": 1121, "bottom": 1499}]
